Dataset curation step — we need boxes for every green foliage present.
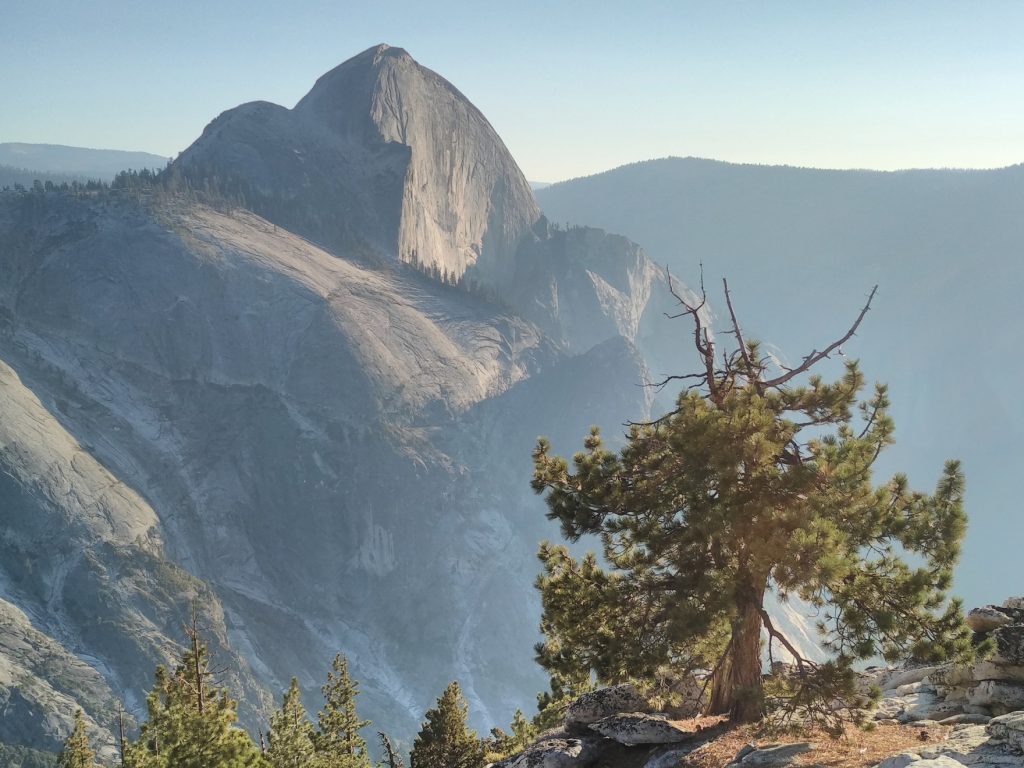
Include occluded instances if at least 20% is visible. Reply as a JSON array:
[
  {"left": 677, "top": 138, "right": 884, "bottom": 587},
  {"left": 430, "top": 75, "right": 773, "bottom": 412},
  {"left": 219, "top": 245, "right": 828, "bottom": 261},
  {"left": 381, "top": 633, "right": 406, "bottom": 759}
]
[
  {"left": 118, "top": 631, "right": 381, "bottom": 768},
  {"left": 531, "top": 284, "right": 975, "bottom": 725},
  {"left": 56, "top": 711, "right": 96, "bottom": 768},
  {"left": 110, "top": 168, "right": 161, "bottom": 191},
  {"left": 266, "top": 679, "right": 315, "bottom": 768},
  {"left": 123, "top": 620, "right": 266, "bottom": 768},
  {"left": 531, "top": 674, "right": 593, "bottom": 732},
  {"left": 0, "top": 742, "right": 59, "bottom": 768},
  {"left": 314, "top": 654, "right": 371, "bottom": 768},
  {"left": 485, "top": 709, "right": 536, "bottom": 761},
  {"left": 410, "top": 682, "right": 484, "bottom": 768}
]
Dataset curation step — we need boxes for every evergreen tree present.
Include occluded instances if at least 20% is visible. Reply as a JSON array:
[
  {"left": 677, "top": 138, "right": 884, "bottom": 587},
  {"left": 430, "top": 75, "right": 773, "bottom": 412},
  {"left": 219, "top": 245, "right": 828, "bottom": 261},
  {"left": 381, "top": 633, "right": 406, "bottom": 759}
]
[
  {"left": 124, "top": 614, "right": 266, "bottom": 768},
  {"left": 315, "top": 654, "right": 371, "bottom": 767},
  {"left": 531, "top": 674, "right": 589, "bottom": 732},
  {"left": 57, "top": 710, "right": 96, "bottom": 768},
  {"left": 485, "top": 709, "right": 536, "bottom": 761},
  {"left": 506, "top": 710, "right": 535, "bottom": 753},
  {"left": 409, "top": 682, "right": 484, "bottom": 768},
  {"left": 267, "top": 678, "right": 316, "bottom": 768},
  {"left": 532, "top": 280, "right": 975, "bottom": 726},
  {"left": 377, "top": 732, "right": 405, "bottom": 768}
]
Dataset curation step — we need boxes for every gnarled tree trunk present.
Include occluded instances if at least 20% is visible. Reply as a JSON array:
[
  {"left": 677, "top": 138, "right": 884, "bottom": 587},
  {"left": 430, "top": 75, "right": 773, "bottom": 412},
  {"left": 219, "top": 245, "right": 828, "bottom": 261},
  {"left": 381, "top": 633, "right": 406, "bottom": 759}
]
[{"left": 707, "top": 592, "right": 765, "bottom": 722}]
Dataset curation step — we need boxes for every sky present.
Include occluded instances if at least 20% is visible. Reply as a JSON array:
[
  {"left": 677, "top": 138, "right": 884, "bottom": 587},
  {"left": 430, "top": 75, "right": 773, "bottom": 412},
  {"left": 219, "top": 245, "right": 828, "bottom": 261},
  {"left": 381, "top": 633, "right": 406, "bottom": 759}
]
[{"left": 1, "top": 0, "right": 1022, "bottom": 182}]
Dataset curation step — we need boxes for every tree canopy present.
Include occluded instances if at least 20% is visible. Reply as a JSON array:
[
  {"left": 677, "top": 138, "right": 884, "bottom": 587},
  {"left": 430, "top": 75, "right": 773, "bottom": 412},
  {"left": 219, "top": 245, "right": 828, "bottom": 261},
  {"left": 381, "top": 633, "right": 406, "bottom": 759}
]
[
  {"left": 409, "top": 682, "right": 484, "bottom": 768},
  {"left": 57, "top": 710, "right": 96, "bottom": 768},
  {"left": 123, "top": 614, "right": 265, "bottom": 768},
  {"left": 315, "top": 653, "right": 372, "bottom": 767},
  {"left": 532, "top": 278, "right": 975, "bottom": 725},
  {"left": 266, "top": 678, "right": 315, "bottom": 768}
]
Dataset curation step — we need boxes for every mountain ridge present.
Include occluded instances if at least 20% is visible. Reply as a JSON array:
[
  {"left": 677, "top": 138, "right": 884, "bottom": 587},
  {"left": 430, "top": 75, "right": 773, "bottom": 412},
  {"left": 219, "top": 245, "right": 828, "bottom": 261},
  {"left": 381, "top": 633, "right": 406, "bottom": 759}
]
[
  {"left": 0, "top": 46, "right": 682, "bottom": 755},
  {"left": 175, "top": 43, "right": 540, "bottom": 285},
  {"left": 0, "top": 47, "right": 863, "bottom": 759},
  {"left": 0, "top": 143, "right": 168, "bottom": 180},
  {"left": 536, "top": 156, "right": 1024, "bottom": 611},
  {"left": 545, "top": 155, "right": 1024, "bottom": 188}
]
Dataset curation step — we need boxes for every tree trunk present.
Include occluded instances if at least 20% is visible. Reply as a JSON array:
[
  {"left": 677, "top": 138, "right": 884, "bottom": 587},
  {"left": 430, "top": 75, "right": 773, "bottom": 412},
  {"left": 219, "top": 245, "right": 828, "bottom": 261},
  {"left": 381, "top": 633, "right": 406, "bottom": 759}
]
[{"left": 707, "top": 593, "right": 765, "bottom": 722}]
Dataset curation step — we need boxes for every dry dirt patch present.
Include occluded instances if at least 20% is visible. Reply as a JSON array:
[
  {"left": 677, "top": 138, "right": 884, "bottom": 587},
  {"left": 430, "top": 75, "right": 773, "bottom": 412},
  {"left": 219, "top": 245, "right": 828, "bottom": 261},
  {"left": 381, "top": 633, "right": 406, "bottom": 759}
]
[{"left": 682, "top": 721, "right": 950, "bottom": 768}]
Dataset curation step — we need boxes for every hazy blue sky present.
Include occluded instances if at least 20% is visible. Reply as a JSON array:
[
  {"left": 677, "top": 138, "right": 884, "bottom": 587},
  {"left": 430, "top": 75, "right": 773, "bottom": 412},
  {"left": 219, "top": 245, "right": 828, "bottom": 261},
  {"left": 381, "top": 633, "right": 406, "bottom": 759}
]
[{"left": 2, "top": 0, "right": 1022, "bottom": 181}]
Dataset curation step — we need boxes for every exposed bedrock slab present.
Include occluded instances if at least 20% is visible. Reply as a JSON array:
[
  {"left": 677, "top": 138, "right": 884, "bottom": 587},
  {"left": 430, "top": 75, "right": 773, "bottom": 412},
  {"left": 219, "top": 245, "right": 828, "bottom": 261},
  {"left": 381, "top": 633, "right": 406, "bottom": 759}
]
[{"left": 565, "top": 684, "right": 650, "bottom": 728}]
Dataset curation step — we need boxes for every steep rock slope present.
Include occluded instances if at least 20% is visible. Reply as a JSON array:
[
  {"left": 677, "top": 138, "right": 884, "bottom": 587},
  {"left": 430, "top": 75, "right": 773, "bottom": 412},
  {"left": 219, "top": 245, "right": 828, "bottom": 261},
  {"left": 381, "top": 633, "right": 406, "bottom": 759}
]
[
  {"left": 0, "top": 596, "right": 121, "bottom": 762},
  {"left": 0, "top": 347, "right": 269, "bottom": 756},
  {"left": 0, "top": 189, "right": 655, "bottom": 748}
]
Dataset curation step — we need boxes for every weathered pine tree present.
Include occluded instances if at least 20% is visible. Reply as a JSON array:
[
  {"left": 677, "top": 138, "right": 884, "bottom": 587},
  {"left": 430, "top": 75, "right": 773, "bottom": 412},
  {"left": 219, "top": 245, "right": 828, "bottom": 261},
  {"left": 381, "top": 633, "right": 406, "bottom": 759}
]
[
  {"left": 532, "top": 279, "right": 975, "bottom": 724},
  {"left": 57, "top": 710, "right": 96, "bottom": 768},
  {"left": 123, "top": 612, "right": 265, "bottom": 768},
  {"left": 315, "top": 654, "right": 371, "bottom": 767},
  {"left": 267, "top": 678, "right": 316, "bottom": 768},
  {"left": 409, "top": 682, "right": 484, "bottom": 768}
]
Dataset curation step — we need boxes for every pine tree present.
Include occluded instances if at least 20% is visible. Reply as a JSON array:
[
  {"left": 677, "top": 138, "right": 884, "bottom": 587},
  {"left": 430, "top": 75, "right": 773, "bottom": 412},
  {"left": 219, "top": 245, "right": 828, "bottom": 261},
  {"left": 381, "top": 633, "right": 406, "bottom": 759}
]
[
  {"left": 315, "top": 654, "right": 371, "bottom": 767},
  {"left": 57, "top": 710, "right": 96, "bottom": 768},
  {"left": 409, "top": 682, "right": 484, "bottom": 768},
  {"left": 508, "top": 709, "right": 536, "bottom": 751},
  {"left": 267, "top": 679, "right": 316, "bottom": 768},
  {"left": 123, "top": 612, "right": 266, "bottom": 768},
  {"left": 486, "top": 709, "right": 536, "bottom": 760},
  {"left": 378, "top": 732, "right": 405, "bottom": 768},
  {"left": 532, "top": 674, "right": 593, "bottom": 732},
  {"left": 532, "top": 280, "right": 975, "bottom": 727}
]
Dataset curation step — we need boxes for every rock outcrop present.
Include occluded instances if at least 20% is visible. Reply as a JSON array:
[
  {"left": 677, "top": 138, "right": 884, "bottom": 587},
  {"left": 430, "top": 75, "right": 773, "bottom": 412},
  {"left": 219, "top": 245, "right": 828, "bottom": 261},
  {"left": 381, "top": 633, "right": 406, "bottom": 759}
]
[
  {"left": 588, "top": 713, "right": 696, "bottom": 746},
  {"left": 492, "top": 685, "right": 722, "bottom": 768},
  {"left": 564, "top": 685, "right": 650, "bottom": 729},
  {"left": 865, "top": 596, "right": 1024, "bottom": 766},
  {"left": 872, "top": 597, "right": 1024, "bottom": 727}
]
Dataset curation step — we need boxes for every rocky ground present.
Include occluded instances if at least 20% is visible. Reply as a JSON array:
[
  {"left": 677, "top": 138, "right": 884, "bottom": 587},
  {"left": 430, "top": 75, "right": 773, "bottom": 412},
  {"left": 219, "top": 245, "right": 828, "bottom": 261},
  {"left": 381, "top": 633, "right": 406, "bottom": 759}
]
[{"left": 493, "top": 597, "right": 1024, "bottom": 768}]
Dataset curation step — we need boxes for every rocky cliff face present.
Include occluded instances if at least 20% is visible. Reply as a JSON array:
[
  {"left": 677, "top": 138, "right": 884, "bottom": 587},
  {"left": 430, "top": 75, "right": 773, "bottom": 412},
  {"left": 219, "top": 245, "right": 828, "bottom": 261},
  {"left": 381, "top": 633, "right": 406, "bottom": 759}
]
[
  {"left": 294, "top": 44, "right": 541, "bottom": 282},
  {"left": 171, "top": 45, "right": 667, "bottom": 358},
  {"left": 0, "top": 314, "right": 270, "bottom": 759},
  {"left": 175, "top": 44, "right": 539, "bottom": 284},
  {"left": 0, "top": 185, "right": 655, "bottom": 752}
]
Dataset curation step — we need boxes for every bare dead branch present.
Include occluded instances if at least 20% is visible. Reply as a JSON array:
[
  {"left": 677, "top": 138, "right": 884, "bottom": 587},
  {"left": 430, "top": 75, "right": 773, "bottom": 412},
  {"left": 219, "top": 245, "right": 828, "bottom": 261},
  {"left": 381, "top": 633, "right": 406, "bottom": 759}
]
[
  {"left": 761, "top": 285, "right": 878, "bottom": 388},
  {"left": 723, "top": 278, "right": 762, "bottom": 393},
  {"left": 642, "top": 371, "right": 708, "bottom": 391},
  {"left": 664, "top": 265, "right": 720, "bottom": 405},
  {"left": 757, "top": 605, "right": 813, "bottom": 676}
]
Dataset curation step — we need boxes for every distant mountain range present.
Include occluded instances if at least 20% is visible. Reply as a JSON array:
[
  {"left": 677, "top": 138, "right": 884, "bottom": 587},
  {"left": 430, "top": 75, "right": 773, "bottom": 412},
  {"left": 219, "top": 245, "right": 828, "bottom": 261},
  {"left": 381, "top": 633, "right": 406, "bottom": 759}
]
[
  {"left": 536, "top": 156, "right": 1024, "bottom": 610},
  {"left": 0, "top": 143, "right": 168, "bottom": 186}
]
